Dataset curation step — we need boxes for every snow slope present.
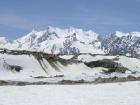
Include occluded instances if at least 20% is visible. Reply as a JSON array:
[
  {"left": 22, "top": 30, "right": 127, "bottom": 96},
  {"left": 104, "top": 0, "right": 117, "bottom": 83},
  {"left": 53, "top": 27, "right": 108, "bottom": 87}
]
[
  {"left": 0, "top": 54, "right": 47, "bottom": 80},
  {"left": 0, "top": 53, "right": 106, "bottom": 81},
  {"left": 0, "top": 81, "right": 140, "bottom": 105},
  {"left": 0, "top": 50, "right": 140, "bottom": 82}
]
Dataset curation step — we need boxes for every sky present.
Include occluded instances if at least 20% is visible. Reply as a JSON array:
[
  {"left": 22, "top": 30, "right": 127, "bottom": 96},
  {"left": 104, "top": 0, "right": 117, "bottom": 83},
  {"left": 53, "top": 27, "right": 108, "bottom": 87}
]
[{"left": 0, "top": 0, "right": 140, "bottom": 39}]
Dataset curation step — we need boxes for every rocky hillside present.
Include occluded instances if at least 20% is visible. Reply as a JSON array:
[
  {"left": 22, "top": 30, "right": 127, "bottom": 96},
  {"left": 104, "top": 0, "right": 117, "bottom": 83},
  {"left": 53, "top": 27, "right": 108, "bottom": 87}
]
[
  {"left": 0, "top": 49, "right": 140, "bottom": 83},
  {"left": 101, "top": 31, "right": 140, "bottom": 58}
]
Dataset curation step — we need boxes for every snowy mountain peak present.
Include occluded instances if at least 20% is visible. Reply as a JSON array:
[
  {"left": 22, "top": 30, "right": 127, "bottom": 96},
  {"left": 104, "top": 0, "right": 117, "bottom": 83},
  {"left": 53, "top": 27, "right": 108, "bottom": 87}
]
[
  {"left": 130, "top": 32, "right": 140, "bottom": 37},
  {"left": 0, "top": 27, "right": 103, "bottom": 54},
  {"left": 1, "top": 27, "right": 140, "bottom": 56},
  {"left": 112, "top": 31, "right": 140, "bottom": 38},
  {"left": 31, "top": 29, "right": 38, "bottom": 33},
  {"left": 113, "top": 31, "right": 129, "bottom": 37}
]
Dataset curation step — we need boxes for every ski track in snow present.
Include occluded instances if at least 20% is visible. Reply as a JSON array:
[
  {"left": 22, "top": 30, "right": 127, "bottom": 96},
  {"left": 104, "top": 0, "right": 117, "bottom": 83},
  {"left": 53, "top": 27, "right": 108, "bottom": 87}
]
[{"left": 0, "top": 81, "right": 140, "bottom": 105}]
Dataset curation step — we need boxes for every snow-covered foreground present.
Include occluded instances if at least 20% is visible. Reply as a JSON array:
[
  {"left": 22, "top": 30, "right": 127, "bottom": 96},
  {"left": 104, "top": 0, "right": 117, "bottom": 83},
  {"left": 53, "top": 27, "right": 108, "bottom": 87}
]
[{"left": 0, "top": 81, "right": 140, "bottom": 105}]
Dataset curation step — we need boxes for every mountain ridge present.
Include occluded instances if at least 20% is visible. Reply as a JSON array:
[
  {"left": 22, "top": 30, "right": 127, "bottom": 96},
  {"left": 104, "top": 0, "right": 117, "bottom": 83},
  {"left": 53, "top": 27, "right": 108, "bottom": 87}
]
[{"left": 0, "top": 26, "right": 140, "bottom": 57}]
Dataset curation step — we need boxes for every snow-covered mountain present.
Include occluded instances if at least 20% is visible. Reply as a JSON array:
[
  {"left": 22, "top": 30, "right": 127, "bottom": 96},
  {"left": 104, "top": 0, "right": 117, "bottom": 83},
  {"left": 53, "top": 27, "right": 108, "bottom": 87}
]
[
  {"left": 101, "top": 31, "right": 140, "bottom": 57},
  {"left": 1, "top": 27, "right": 140, "bottom": 84},
  {"left": 1, "top": 27, "right": 103, "bottom": 54},
  {"left": 1, "top": 27, "right": 140, "bottom": 57}
]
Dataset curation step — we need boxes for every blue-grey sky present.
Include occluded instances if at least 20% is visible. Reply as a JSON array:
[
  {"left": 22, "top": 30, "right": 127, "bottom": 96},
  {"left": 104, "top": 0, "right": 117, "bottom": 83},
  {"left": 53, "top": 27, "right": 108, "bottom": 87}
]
[{"left": 0, "top": 0, "right": 140, "bottom": 39}]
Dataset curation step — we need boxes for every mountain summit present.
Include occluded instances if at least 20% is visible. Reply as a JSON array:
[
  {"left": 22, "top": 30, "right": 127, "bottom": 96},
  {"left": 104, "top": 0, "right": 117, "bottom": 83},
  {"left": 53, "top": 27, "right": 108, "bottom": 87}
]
[
  {"left": 0, "top": 27, "right": 103, "bottom": 54},
  {"left": 0, "top": 27, "right": 140, "bottom": 57}
]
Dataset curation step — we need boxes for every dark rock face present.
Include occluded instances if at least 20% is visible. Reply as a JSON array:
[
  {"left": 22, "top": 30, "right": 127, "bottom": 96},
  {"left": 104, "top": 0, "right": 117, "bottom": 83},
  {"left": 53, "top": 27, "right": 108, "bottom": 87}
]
[
  {"left": 0, "top": 80, "right": 8, "bottom": 85},
  {"left": 106, "top": 67, "right": 128, "bottom": 73},
  {"left": 3, "top": 61, "right": 23, "bottom": 72},
  {"left": 85, "top": 59, "right": 119, "bottom": 68},
  {"left": 94, "top": 75, "right": 140, "bottom": 83},
  {"left": 59, "top": 36, "right": 80, "bottom": 54},
  {"left": 127, "top": 75, "right": 136, "bottom": 80},
  {"left": 9, "top": 65, "right": 23, "bottom": 72},
  {"left": 58, "top": 79, "right": 85, "bottom": 84},
  {"left": 15, "top": 81, "right": 27, "bottom": 86},
  {"left": 85, "top": 59, "right": 128, "bottom": 73}
]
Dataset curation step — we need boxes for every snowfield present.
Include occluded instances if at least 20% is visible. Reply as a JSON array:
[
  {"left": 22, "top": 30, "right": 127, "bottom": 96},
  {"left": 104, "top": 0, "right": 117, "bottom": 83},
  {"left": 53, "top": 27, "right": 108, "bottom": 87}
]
[{"left": 0, "top": 81, "right": 140, "bottom": 105}]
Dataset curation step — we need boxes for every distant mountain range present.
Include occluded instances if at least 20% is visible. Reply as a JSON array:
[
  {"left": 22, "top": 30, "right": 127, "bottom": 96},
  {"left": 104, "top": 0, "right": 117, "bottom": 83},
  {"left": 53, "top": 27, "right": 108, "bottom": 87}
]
[
  {"left": 101, "top": 31, "right": 140, "bottom": 57},
  {"left": 0, "top": 26, "right": 140, "bottom": 57}
]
